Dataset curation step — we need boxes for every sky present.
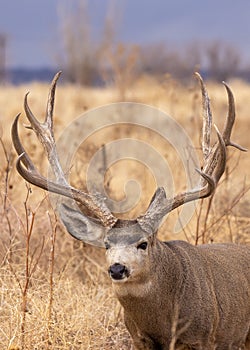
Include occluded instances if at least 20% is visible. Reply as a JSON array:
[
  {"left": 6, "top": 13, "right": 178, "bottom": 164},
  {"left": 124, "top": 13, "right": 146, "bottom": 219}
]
[{"left": 0, "top": 0, "right": 250, "bottom": 69}]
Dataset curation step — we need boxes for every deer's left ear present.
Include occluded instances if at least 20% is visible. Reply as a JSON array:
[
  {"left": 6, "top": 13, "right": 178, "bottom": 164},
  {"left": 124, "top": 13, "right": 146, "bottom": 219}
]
[
  {"left": 137, "top": 187, "right": 168, "bottom": 235},
  {"left": 58, "top": 203, "right": 107, "bottom": 247}
]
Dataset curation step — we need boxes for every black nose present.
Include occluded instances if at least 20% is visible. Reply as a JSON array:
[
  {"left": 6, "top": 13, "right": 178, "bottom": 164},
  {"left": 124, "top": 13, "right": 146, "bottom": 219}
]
[{"left": 108, "top": 263, "right": 128, "bottom": 280}]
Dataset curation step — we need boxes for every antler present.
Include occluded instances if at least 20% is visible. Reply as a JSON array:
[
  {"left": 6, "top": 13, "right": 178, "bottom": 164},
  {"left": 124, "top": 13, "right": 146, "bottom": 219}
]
[
  {"left": 12, "top": 71, "right": 246, "bottom": 236},
  {"left": 138, "top": 73, "right": 247, "bottom": 233},
  {"left": 11, "top": 72, "right": 117, "bottom": 228}
]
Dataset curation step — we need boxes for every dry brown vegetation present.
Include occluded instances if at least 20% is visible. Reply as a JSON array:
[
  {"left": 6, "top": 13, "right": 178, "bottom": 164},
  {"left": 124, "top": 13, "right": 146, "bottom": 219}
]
[{"left": 0, "top": 75, "right": 250, "bottom": 349}]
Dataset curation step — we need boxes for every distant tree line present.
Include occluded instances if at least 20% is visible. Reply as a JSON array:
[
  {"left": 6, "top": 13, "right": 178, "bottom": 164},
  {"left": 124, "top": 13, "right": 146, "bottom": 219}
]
[
  {"left": 56, "top": 1, "right": 250, "bottom": 89},
  {"left": 136, "top": 40, "right": 242, "bottom": 83},
  {"left": 0, "top": 33, "right": 7, "bottom": 85}
]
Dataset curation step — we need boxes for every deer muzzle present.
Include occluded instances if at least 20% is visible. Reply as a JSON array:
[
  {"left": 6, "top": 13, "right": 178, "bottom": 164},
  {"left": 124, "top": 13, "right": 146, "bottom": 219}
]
[{"left": 108, "top": 263, "right": 129, "bottom": 281}]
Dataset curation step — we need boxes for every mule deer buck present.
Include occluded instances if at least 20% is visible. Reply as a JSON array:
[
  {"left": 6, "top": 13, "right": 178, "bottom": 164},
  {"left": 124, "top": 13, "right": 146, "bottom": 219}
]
[{"left": 12, "top": 72, "right": 250, "bottom": 350}]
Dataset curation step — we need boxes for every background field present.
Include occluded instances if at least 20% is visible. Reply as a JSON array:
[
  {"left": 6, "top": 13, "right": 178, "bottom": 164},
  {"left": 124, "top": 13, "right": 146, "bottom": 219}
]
[{"left": 0, "top": 75, "right": 250, "bottom": 349}]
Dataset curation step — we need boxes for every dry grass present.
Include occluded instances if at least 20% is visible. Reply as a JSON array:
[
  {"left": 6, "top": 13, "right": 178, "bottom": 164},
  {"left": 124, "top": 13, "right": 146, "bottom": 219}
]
[{"left": 0, "top": 75, "right": 250, "bottom": 349}]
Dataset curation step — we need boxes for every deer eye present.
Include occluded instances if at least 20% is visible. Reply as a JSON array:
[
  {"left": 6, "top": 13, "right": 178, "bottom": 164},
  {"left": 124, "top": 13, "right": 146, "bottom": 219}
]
[
  {"left": 137, "top": 242, "right": 148, "bottom": 250},
  {"left": 104, "top": 242, "right": 111, "bottom": 250}
]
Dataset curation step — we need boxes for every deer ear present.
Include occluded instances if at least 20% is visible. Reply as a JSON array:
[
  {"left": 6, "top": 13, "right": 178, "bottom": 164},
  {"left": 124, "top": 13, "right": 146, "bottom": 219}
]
[
  {"left": 58, "top": 203, "right": 106, "bottom": 247},
  {"left": 137, "top": 187, "right": 167, "bottom": 234}
]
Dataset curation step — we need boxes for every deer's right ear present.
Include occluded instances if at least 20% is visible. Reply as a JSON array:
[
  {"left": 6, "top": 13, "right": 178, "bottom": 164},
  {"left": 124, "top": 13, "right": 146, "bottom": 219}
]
[{"left": 58, "top": 203, "right": 107, "bottom": 248}]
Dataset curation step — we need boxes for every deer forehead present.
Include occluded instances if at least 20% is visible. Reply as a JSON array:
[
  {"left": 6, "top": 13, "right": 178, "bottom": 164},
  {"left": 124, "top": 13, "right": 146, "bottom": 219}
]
[
  {"left": 105, "top": 221, "right": 150, "bottom": 248},
  {"left": 106, "top": 240, "right": 150, "bottom": 268}
]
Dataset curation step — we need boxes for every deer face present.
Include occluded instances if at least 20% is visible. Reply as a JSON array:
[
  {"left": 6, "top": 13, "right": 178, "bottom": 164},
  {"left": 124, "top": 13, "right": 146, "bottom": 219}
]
[
  {"left": 105, "top": 222, "right": 154, "bottom": 284},
  {"left": 58, "top": 204, "right": 157, "bottom": 284}
]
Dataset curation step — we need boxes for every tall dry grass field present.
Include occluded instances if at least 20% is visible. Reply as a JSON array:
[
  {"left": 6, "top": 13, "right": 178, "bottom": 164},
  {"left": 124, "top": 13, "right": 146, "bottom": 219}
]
[{"left": 0, "top": 75, "right": 250, "bottom": 349}]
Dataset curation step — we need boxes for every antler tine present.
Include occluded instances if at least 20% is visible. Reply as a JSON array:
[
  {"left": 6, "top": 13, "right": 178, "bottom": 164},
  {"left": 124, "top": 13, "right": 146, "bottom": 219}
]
[
  {"left": 212, "top": 124, "right": 227, "bottom": 182},
  {"left": 46, "top": 71, "right": 62, "bottom": 131},
  {"left": 12, "top": 113, "right": 35, "bottom": 170},
  {"left": 195, "top": 72, "right": 212, "bottom": 160},
  {"left": 12, "top": 72, "right": 118, "bottom": 228},
  {"left": 222, "top": 81, "right": 235, "bottom": 145},
  {"left": 222, "top": 82, "right": 247, "bottom": 152},
  {"left": 24, "top": 91, "right": 56, "bottom": 157},
  {"left": 24, "top": 71, "right": 62, "bottom": 139},
  {"left": 23, "top": 71, "right": 62, "bottom": 166},
  {"left": 24, "top": 93, "right": 40, "bottom": 131}
]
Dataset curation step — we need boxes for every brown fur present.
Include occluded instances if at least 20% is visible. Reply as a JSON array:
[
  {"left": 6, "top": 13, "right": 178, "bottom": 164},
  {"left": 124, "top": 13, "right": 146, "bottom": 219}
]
[{"left": 106, "top": 234, "right": 250, "bottom": 350}]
